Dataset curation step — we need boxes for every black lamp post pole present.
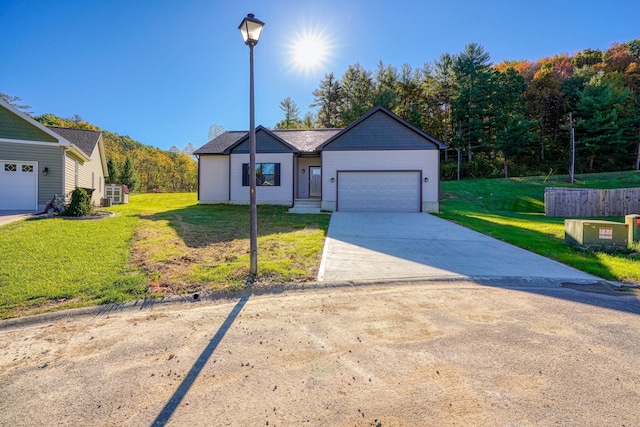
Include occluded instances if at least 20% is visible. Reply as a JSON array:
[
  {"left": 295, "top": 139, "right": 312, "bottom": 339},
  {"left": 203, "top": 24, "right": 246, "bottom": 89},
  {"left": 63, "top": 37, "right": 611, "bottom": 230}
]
[{"left": 248, "top": 42, "right": 258, "bottom": 280}]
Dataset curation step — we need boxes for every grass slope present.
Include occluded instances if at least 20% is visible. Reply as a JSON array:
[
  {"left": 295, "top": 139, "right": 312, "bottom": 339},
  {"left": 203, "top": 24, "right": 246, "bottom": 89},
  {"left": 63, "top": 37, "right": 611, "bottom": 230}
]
[{"left": 439, "top": 171, "right": 640, "bottom": 283}]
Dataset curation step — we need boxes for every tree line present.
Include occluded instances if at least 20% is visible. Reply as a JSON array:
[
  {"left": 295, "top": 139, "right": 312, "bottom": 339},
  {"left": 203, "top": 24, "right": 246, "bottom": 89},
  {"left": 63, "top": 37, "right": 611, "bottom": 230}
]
[
  {"left": 31, "top": 113, "right": 198, "bottom": 192},
  {"left": 278, "top": 39, "right": 640, "bottom": 179}
]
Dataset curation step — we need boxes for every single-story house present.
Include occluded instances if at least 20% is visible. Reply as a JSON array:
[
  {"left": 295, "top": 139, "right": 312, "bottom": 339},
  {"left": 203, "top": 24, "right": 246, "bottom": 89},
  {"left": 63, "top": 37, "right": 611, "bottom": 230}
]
[
  {"left": 195, "top": 106, "right": 445, "bottom": 213},
  {"left": 0, "top": 99, "right": 108, "bottom": 211}
]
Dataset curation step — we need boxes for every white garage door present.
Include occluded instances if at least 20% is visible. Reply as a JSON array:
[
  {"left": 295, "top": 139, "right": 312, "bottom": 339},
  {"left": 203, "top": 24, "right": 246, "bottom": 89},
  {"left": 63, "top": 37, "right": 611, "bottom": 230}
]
[
  {"left": 0, "top": 161, "right": 38, "bottom": 210},
  {"left": 338, "top": 171, "right": 421, "bottom": 212}
]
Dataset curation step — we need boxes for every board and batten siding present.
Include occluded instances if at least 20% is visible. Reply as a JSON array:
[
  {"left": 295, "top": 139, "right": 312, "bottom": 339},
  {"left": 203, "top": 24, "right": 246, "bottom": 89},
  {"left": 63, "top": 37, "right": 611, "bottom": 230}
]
[
  {"left": 321, "top": 150, "right": 440, "bottom": 212},
  {"left": 0, "top": 141, "right": 63, "bottom": 208},
  {"left": 229, "top": 152, "right": 294, "bottom": 205},
  {"left": 199, "top": 155, "right": 230, "bottom": 203}
]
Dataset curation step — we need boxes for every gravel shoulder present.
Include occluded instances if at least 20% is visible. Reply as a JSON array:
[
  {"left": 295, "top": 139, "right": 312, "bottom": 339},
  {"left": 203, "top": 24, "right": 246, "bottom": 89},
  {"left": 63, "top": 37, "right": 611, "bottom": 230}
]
[{"left": 1, "top": 279, "right": 639, "bottom": 426}]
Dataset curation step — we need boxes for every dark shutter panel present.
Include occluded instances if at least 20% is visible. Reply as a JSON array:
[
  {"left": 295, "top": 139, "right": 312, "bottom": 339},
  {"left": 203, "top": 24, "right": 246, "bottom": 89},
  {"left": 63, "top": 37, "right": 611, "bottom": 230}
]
[
  {"left": 274, "top": 163, "right": 281, "bottom": 186},
  {"left": 242, "top": 163, "right": 248, "bottom": 186}
]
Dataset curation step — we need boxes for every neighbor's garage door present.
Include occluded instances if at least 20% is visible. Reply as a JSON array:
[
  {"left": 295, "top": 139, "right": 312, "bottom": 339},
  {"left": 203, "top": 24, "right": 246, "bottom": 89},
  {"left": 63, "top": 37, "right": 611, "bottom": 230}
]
[
  {"left": 337, "top": 171, "right": 420, "bottom": 212},
  {"left": 0, "top": 161, "right": 37, "bottom": 210}
]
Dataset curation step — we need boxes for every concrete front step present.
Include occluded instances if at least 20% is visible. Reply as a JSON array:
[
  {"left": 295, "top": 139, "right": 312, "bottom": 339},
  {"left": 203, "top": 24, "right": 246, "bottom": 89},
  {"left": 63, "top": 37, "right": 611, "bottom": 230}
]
[
  {"left": 288, "top": 199, "right": 326, "bottom": 214},
  {"left": 288, "top": 207, "right": 327, "bottom": 214}
]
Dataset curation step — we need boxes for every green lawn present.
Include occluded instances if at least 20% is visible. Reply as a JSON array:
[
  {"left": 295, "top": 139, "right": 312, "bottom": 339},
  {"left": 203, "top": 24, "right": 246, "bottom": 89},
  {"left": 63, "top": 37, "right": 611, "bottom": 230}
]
[
  {"left": 438, "top": 171, "right": 640, "bottom": 283},
  {"left": 0, "top": 194, "right": 329, "bottom": 319}
]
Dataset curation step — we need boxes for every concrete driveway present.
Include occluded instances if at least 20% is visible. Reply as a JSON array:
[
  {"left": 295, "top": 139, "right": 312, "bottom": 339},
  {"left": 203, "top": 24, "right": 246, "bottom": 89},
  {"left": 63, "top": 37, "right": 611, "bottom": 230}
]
[
  {"left": 319, "top": 212, "right": 600, "bottom": 282},
  {"left": 0, "top": 211, "right": 36, "bottom": 227}
]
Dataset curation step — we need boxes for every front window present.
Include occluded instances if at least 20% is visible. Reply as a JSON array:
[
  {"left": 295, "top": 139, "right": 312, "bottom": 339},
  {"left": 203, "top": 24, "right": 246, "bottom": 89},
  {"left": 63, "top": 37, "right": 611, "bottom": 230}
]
[{"left": 242, "top": 163, "right": 281, "bottom": 186}]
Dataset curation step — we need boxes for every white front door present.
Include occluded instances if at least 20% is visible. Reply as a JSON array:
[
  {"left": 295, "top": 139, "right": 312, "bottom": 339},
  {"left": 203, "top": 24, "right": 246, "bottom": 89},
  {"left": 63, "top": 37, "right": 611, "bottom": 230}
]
[{"left": 0, "top": 161, "right": 38, "bottom": 210}]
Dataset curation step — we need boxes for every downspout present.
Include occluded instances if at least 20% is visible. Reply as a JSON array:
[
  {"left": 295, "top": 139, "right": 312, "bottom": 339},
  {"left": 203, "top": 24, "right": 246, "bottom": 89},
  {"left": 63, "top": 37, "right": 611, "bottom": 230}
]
[
  {"left": 291, "top": 154, "right": 296, "bottom": 207},
  {"left": 196, "top": 155, "right": 200, "bottom": 203},
  {"left": 228, "top": 155, "right": 232, "bottom": 203},
  {"left": 61, "top": 150, "right": 66, "bottom": 202}
]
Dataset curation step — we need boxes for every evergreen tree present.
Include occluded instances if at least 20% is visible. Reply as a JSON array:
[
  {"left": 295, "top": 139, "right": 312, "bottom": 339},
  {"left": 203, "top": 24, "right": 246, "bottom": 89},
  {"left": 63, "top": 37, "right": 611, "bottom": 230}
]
[
  {"left": 451, "top": 43, "right": 494, "bottom": 162},
  {"left": 373, "top": 61, "right": 399, "bottom": 111},
  {"left": 275, "top": 97, "right": 300, "bottom": 129},
  {"left": 106, "top": 157, "right": 119, "bottom": 183},
  {"left": 339, "top": 63, "right": 374, "bottom": 125},
  {"left": 311, "top": 72, "right": 342, "bottom": 128},
  {"left": 576, "top": 72, "right": 631, "bottom": 171},
  {"left": 119, "top": 156, "right": 139, "bottom": 191}
]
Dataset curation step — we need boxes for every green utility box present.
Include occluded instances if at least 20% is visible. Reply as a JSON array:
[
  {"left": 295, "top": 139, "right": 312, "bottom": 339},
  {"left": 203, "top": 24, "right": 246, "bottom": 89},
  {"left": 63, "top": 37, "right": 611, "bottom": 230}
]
[
  {"left": 565, "top": 219, "right": 629, "bottom": 251},
  {"left": 625, "top": 214, "right": 640, "bottom": 244}
]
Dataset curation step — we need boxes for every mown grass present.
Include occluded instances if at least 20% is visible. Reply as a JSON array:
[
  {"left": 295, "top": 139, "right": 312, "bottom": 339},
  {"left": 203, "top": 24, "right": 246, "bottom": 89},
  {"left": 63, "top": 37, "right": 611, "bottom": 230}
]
[
  {"left": 439, "top": 171, "right": 640, "bottom": 283},
  {"left": 0, "top": 193, "right": 329, "bottom": 319},
  {"left": 0, "top": 211, "right": 144, "bottom": 318}
]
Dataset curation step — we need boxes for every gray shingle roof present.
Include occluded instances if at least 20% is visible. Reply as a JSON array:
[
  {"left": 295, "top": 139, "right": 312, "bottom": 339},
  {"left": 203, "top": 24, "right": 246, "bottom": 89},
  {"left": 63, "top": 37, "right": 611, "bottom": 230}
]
[
  {"left": 194, "top": 128, "right": 343, "bottom": 155},
  {"left": 47, "top": 126, "right": 102, "bottom": 157},
  {"left": 272, "top": 129, "right": 342, "bottom": 153},
  {"left": 193, "top": 131, "right": 247, "bottom": 155}
]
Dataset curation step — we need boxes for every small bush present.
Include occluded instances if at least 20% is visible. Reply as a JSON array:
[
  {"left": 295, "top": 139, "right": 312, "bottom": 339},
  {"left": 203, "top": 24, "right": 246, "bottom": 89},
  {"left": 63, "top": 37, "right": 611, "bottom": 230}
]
[{"left": 64, "top": 188, "right": 93, "bottom": 217}]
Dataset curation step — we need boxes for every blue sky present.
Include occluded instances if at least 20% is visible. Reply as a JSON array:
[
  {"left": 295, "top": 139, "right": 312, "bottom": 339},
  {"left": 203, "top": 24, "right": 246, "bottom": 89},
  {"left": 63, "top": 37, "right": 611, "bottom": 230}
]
[{"left": 1, "top": 0, "right": 638, "bottom": 151}]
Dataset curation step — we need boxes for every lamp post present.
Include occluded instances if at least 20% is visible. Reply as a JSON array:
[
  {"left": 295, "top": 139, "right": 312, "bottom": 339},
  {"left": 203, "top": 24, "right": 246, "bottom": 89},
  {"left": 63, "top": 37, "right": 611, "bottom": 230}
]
[{"left": 238, "top": 13, "right": 264, "bottom": 281}]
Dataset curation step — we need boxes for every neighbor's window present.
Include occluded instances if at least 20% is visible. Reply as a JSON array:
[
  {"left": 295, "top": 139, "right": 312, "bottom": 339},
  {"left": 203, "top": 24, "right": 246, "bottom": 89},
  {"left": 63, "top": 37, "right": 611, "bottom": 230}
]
[{"left": 242, "top": 163, "right": 281, "bottom": 186}]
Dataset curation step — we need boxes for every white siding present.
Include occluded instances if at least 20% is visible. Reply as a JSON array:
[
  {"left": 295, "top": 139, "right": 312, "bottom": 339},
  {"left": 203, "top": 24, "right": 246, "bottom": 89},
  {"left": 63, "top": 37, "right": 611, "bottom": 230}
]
[
  {"left": 82, "top": 143, "right": 106, "bottom": 205},
  {"left": 64, "top": 144, "right": 106, "bottom": 206},
  {"left": 229, "top": 153, "right": 293, "bottom": 205},
  {"left": 321, "top": 150, "right": 439, "bottom": 212},
  {"left": 64, "top": 154, "right": 77, "bottom": 199},
  {"left": 199, "top": 155, "right": 230, "bottom": 203}
]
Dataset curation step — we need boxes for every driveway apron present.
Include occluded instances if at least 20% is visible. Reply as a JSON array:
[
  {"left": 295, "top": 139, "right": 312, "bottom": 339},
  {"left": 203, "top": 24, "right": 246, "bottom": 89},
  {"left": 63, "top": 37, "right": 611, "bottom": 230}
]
[{"left": 318, "top": 212, "right": 599, "bottom": 282}]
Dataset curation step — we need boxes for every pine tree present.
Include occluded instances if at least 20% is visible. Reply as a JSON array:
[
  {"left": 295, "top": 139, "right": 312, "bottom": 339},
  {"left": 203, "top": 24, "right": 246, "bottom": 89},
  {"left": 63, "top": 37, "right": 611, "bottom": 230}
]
[
  {"left": 311, "top": 72, "right": 342, "bottom": 128},
  {"left": 119, "top": 156, "right": 139, "bottom": 191},
  {"left": 275, "top": 97, "right": 300, "bottom": 129},
  {"left": 106, "top": 157, "right": 119, "bottom": 184}
]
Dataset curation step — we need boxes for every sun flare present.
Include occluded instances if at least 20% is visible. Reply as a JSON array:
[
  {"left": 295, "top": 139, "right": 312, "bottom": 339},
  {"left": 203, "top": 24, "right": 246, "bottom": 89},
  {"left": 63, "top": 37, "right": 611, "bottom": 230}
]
[{"left": 286, "top": 26, "right": 334, "bottom": 76}]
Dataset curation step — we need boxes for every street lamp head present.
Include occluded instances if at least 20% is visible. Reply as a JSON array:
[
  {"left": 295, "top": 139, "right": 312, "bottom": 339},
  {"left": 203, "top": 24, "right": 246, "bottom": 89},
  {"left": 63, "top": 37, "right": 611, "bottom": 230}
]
[{"left": 238, "top": 13, "right": 265, "bottom": 46}]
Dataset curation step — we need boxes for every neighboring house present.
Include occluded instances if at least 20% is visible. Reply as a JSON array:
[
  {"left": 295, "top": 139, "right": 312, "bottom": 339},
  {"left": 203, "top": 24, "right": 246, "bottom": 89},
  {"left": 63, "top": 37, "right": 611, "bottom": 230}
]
[
  {"left": 194, "top": 106, "right": 446, "bottom": 213},
  {"left": 0, "top": 99, "right": 108, "bottom": 211}
]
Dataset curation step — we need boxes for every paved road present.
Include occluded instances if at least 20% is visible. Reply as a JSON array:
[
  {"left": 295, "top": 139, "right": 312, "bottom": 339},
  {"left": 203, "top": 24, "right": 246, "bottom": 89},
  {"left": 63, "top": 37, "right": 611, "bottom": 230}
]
[
  {"left": 319, "top": 212, "right": 599, "bottom": 282},
  {"left": 1, "top": 279, "right": 639, "bottom": 426}
]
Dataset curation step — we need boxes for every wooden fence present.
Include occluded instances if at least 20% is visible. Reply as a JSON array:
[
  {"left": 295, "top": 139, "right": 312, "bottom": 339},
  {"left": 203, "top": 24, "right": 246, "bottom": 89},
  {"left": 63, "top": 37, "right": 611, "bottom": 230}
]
[{"left": 544, "top": 187, "right": 640, "bottom": 217}]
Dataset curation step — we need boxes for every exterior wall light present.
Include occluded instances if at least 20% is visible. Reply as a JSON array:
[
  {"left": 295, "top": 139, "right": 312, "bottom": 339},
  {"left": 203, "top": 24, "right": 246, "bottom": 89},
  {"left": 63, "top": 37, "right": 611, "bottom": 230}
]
[
  {"left": 43, "top": 167, "right": 49, "bottom": 176},
  {"left": 424, "top": 177, "right": 429, "bottom": 183},
  {"left": 302, "top": 168, "right": 306, "bottom": 174},
  {"left": 331, "top": 177, "right": 335, "bottom": 183}
]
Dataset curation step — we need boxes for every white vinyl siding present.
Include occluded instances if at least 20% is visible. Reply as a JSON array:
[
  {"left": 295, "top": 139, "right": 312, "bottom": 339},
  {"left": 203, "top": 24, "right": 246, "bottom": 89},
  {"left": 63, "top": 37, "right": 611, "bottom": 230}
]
[
  {"left": 230, "top": 153, "right": 293, "bottom": 205},
  {"left": 64, "top": 144, "right": 106, "bottom": 206},
  {"left": 321, "top": 150, "right": 439, "bottom": 213},
  {"left": 64, "top": 154, "right": 77, "bottom": 198},
  {"left": 199, "top": 155, "right": 230, "bottom": 203}
]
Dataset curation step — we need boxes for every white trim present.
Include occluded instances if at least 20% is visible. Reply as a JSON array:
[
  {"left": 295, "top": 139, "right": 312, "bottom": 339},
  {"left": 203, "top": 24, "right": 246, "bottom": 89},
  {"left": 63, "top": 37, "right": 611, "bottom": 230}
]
[
  {"left": 0, "top": 137, "right": 65, "bottom": 146},
  {"left": 64, "top": 145, "right": 91, "bottom": 163}
]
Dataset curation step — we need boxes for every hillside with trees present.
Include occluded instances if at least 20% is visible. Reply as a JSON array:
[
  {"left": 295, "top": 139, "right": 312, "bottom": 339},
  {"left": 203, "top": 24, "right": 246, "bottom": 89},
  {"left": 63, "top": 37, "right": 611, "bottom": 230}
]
[
  {"left": 295, "top": 38, "right": 640, "bottom": 180},
  {"left": 31, "top": 114, "right": 197, "bottom": 193}
]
